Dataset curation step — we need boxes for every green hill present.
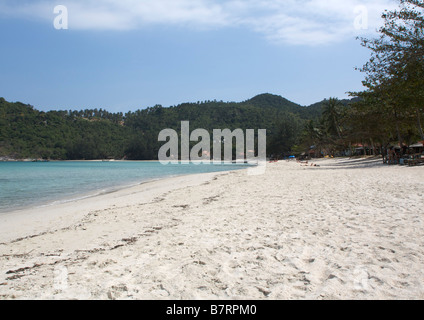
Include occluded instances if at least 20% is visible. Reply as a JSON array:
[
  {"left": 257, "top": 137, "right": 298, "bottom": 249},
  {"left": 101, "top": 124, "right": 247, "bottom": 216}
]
[{"left": 0, "top": 94, "right": 339, "bottom": 160}]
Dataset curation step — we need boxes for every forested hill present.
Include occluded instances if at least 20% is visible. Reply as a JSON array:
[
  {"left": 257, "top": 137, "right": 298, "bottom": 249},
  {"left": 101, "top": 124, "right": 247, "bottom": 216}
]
[
  {"left": 0, "top": 94, "right": 335, "bottom": 160},
  {"left": 245, "top": 93, "right": 323, "bottom": 120}
]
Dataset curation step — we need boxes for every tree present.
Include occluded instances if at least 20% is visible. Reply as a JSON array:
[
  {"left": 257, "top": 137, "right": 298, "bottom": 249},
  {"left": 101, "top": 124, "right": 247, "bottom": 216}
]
[
  {"left": 322, "top": 98, "right": 344, "bottom": 141},
  {"left": 267, "top": 114, "right": 302, "bottom": 158},
  {"left": 354, "top": 0, "right": 424, "bottom": 145}
]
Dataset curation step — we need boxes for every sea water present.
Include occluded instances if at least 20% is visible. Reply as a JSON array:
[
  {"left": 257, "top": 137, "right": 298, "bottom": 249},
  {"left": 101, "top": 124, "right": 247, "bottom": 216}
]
[{"left": 0, "top": 161, "right": 248, "bottom": 213}]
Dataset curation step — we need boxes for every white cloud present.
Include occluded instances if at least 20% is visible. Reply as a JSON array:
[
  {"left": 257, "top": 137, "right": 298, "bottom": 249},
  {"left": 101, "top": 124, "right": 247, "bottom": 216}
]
[
  {"left": 0, "top": 0, "right": 398, "bottom": 45},
  {"left": 224, "top": 0, "right": 398, "bottom": 45}
]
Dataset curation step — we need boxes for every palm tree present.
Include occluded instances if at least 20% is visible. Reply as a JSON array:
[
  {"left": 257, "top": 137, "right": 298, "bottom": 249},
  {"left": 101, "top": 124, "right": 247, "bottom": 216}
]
[{"left": 322, "top": 98, "right": 343, "bottom": 141}]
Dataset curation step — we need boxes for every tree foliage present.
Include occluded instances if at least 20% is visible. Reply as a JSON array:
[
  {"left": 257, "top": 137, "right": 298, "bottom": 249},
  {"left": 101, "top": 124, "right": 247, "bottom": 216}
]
[
  {"left": 0, "top": 94, "right": 326, "bottom": 160},
  {"left": 297, "top": 0, "right": 424, "bottom": 158},
  {"left": 350, "top": 0, "right": 424, "bottom": 147}
]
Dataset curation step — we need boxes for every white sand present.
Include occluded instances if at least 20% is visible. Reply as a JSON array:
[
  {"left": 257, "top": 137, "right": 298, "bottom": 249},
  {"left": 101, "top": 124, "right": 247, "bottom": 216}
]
[{"left": 0, "top": 158, "right": 423, "bottom": 300}]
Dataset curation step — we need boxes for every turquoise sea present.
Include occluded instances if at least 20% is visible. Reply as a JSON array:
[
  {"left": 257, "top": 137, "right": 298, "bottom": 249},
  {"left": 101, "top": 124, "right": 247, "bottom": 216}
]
[{"left": 0, "top": 161, "right": 248, "bottom": 213}]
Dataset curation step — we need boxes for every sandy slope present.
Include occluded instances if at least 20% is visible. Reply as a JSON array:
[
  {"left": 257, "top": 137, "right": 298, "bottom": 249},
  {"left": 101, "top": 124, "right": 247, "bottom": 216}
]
[{"left": 0, "top": 158, "right": 423, "bottom": 300}]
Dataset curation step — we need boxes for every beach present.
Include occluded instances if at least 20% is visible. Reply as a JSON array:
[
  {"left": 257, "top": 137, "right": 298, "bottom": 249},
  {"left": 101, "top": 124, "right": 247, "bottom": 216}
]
[{"left": 0, "top": 158, "right": 423, "bottom": 300}]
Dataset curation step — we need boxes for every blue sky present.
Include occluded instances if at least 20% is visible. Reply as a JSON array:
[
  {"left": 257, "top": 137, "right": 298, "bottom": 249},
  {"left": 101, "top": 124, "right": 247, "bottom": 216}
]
[{"left": 0, "top": 0, "right": 397, "bottom": 112}]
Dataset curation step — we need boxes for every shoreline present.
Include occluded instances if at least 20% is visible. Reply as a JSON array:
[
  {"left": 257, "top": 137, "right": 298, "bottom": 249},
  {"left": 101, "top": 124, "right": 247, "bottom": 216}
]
[
  {"left": 1, "top": 158, "right": 423, "bottom": 300},
  {"left": 0, "top": 170, "right": 233, "bottom": 244},
  {"left": 0, "top": 161, "right": 251, "bottom": 215},
  {"left": 0, "top": 175, "right": 163, "bottom": 217}
]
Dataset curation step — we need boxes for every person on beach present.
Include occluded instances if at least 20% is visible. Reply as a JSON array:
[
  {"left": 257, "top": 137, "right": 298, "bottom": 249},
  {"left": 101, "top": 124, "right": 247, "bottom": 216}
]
[
  {"left": 388, "top": 147, "right": 395, "bottom": 165},
  {"left": 395, "top": 150, "right": 401, "bottom": 164}
]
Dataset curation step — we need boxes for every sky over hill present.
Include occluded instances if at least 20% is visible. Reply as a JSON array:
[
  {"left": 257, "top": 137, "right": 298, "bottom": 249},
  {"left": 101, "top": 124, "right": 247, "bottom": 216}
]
[{"left": 0, "top": 0, "right": 396, "bottom": 112}]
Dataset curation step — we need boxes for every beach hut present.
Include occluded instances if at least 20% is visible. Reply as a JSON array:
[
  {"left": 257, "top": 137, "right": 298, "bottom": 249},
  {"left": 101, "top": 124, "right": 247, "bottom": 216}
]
[
  {"left": 409, "top": 142, "right": 424, "bottom": 156},
  {"left": 404, "top": 142, "right": 424, "bottom": 166},
  {"left": 299, "top": 152, "right": 307, "bottom": 161},
  {"left": 354, "top": 146, "right": 364, "bottom": 156},
  {"left": 409, "top": 142, "right": 424, "bottom": 149},
  {"left": 354, "top": 144, "right": 373, "bottom": 156}
]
